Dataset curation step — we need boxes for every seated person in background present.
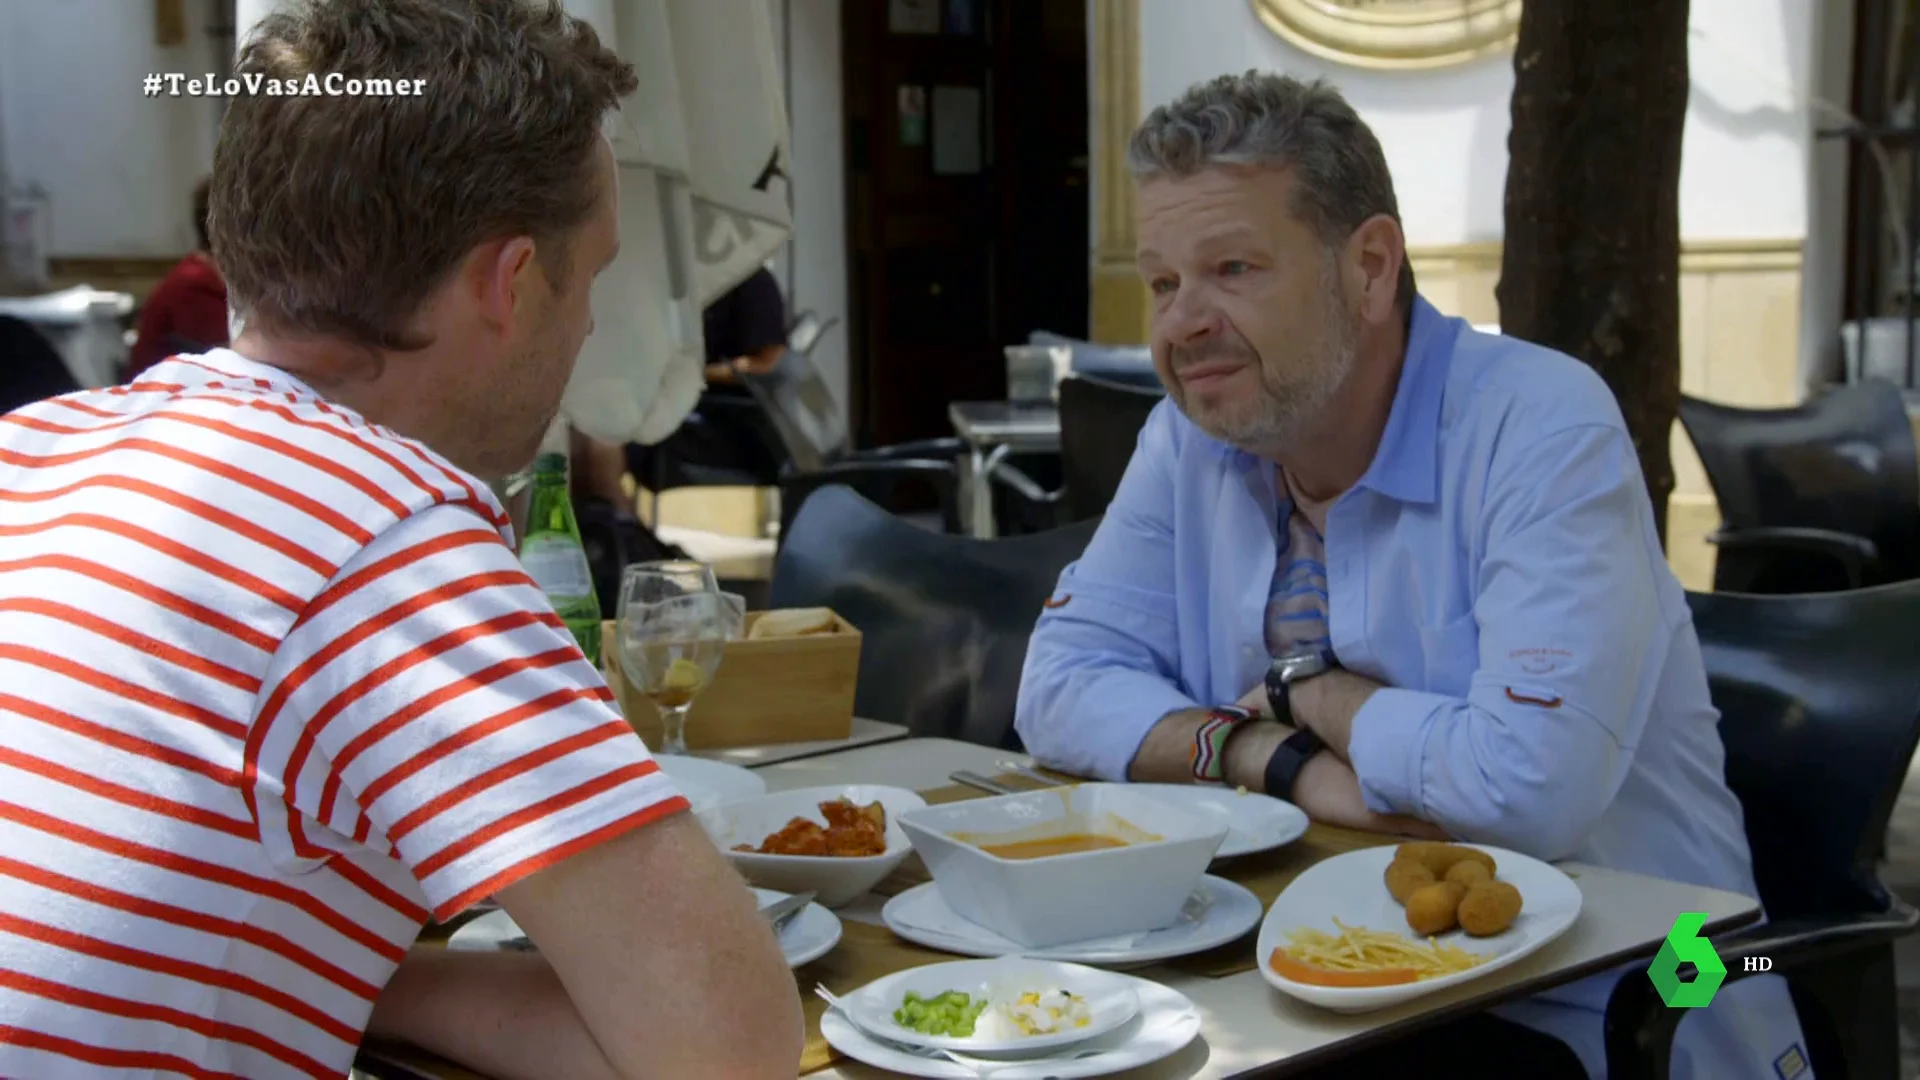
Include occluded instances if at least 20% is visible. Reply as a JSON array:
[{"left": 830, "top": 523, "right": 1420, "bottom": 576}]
[
  {"left": 0, "top": 2, "right": 801, "bottom": 1078},
  {"left": 571, "top": 264, "right": 792, "bottom": 555},
  {"left": 1014, "top": 71, "right": 1806, "bottom": 1079},
  {"left": 126, "top": 176, "right": 229, "bottom": 379}
]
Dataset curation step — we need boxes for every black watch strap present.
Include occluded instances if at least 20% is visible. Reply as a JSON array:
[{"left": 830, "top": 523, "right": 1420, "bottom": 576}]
[{"left": 1263, "top": 728, "right": 1325, "bottom": 804}]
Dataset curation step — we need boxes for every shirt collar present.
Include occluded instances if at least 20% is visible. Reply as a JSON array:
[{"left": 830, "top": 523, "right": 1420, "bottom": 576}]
[
  {"left": 1217, "top": 294, "right": 1455, "bottom": 506},
  {"left": 1351, "top": 294, "right": 1453, "bottom": 506}
]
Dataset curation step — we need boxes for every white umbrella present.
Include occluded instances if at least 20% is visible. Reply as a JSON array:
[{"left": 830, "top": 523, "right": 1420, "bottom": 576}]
[{"left": 233, "top": 0, "right": 792, "bottom": 445}]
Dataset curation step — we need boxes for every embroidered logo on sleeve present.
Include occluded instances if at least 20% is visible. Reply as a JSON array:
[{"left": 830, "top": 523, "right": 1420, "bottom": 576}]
[
  {"left": 1042, "top": 593, "right": 1071, "bottom": 610},
  {"left": 1772, "top": 1043, "right": 1809, "bottom": 1080},
  {"left": 1509, "top": 647, "right": 1574, "bottom": 675}
]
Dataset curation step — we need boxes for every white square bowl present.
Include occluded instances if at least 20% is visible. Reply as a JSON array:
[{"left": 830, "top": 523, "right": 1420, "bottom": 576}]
[
  {"left": 896, "top": 784, "right": 1228, "bottom": 948},
  {"left": 697, "top": 784, "right": 926, "bottom": 908}
]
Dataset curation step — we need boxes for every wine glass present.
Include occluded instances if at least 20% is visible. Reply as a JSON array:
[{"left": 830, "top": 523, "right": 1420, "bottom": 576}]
[{"left": 616, "top": 561, "right": 726, "bottom": 756}]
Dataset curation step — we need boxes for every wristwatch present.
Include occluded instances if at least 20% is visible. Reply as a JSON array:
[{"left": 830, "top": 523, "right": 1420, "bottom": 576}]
[
  {"left": 1264, "top": 728, "right": 1325, "bottom": 804},
  {"left": 1190, "top": 705, "right": 1254, "bottom": 784},
  {"left": 1265, "top": 645, "right": 1337, "bottom": 726},
  {"left": 1261, "top": 645, "right": 1337, "bottom": 802}
]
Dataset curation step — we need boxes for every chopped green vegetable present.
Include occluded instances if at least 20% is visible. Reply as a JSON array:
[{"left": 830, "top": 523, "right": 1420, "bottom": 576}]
[{"left": 893, "top": 989, "right": 989, "bottom": 1037}]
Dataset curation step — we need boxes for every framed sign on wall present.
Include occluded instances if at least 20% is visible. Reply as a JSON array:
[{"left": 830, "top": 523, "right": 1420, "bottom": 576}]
[{"left": 1248, "top": 0, "right": 1523, "bottom": 70}]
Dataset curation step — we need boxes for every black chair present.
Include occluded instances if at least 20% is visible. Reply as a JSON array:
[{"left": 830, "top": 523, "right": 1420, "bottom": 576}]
[
  {"left": 1027, "top": 330, "right": 1162, "bottom": 390},
  {"left": 1059, "top": 374, "right": 1164, "bottom": 522},
  {"left": 1605, "top": 581, "right": 1920, "bottom": 1079},
  {"left": 624, "top": 314, "right": 828, "bottom": 501},
  {"left": 768, "top": 485, "right": 1100, "bottom": 748},
  {"left": 1678, "top": 380, "right": 1920, "bottom": 592},
  {"left": 0, "top": 315, "right": 80, "bottom": 414},
  {"left": 983, "top": 374, "right": 1165, "bottom": 527},
  {"left": 738, "top": 327, "right": 977, "bottom": 541}
]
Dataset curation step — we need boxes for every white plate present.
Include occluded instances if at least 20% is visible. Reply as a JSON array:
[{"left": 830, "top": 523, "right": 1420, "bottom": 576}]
[
  {"left": 754, "top": 886, "right": 843, "bottom": 968},
  {"left": 1124, "top": 784, "right": 1309, "bottom": 859},
  {"left": 823, "top": 976, "right": 1200, "bottom": 1079},
  {"left": 842, "top": 958, "right": 1138, "bottom": 1056},
  {"left": 446, "top": 887, "right": 841, "bottom": 969},
  {"left": 1257, "top": 843, "right": 1582, "bottom": 1013},
  {"left": 655, "top": 754, "right": 766, "bottom": 811},
  {"left": 882, "top": 875, "right": 1261, "bottom": 966}
]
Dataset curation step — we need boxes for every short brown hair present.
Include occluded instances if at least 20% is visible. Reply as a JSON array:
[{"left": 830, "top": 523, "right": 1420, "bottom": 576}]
[
  {"left": 209, "top": 0, "right": 636, "bottom": 351},
  {"left": 192, "top": 176, "right": 212, "bottom": 252},
  {"left": 1129, "top": 72, "right": 1416, "bottom": 315}
]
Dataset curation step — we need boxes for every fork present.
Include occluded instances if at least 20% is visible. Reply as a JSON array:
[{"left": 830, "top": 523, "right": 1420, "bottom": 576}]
[
  {"left": 1122, "top": 887, "right": 1215, "bottom": 948},
  {"left": 812, "top": 985, "right": 1106, "bottom": 1078}
]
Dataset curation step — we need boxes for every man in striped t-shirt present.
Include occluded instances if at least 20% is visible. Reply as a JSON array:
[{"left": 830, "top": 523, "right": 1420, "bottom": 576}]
[{"left": 0, "top": 2, "right": 802, "bottom": 1078}]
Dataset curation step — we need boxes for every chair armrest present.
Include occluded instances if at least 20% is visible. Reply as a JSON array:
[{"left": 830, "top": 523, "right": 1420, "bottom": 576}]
[
  {"left": 850, "top": 436, "right": 970, "bottom": 463},
  {"left": 1604, "top": 900, "right": 1920, "bottom": 1080},
  {"left": 1708, "top": 525, "right": 1880, "bottom": 587},
  {"left": 691, "top": 394, "right": 766, "bottom": 421},
  {"left": 988, "top": 461, "right": 1063, "bottom": 506},
  {"left": 779, "top": 459, "right": 962, "bottom": 536},
  {"left": 784, "top": 459, "right": 958, "bottom": 486}
]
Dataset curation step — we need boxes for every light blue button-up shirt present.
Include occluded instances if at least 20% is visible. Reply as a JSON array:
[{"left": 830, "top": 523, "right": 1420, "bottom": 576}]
[{"left": 1016, "top": 297, "right": 1809, "bottom": 1079}]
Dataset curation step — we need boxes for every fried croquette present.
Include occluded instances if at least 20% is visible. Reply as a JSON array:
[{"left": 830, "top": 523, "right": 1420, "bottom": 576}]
[
  {"left": 1444, "top": 859, "right": 1492, "bottom": 887},
  {"left": 1384, "top": 857, "right": 1437, "bottom": 904},
  {"left": 1404, "top": 881, "right": 1469, "bottom": 935},
  {"left": 1395, "top": 841, "right": 1497, "bottom": 877},
  {"left": 1457, "top": 880, "right": 1524, "bottom": 936}
]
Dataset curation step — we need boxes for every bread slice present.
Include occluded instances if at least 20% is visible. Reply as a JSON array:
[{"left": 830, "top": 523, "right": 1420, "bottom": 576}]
[{"left": 747, "top": 607, "right": 837, "bottom": 639}]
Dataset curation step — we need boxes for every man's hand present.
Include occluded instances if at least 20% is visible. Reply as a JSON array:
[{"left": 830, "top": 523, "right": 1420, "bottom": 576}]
[
  {"left": 1291, "top": 752, "right": 1446, "bottom": 839},
  {"left": 1289, "top": 668, "right": 1383, "bottom": 760},
  {"left": 1234, "top": 682, "right": 1271, "bottom": 719}
]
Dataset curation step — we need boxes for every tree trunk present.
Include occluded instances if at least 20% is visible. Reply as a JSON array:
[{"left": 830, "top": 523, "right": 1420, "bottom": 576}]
[{"left": 1497, "top": 0, "right": 1690, "bottom": 546}]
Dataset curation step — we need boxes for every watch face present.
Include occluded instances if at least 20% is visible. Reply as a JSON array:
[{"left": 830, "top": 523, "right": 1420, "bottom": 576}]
[{"left": 1272, "top": 645, "right": 1334, "bottom": 683}]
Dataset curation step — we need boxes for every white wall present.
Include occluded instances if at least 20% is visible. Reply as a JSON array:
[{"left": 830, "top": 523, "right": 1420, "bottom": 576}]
[
  {"left": 0, "top": 0, "right": 221, "bottom": 257},
  {"left": 771, "top": 0, "right": 851, "bottom": 413},
  {"left": 0, "top": 0, "right": 853, "bottom": 412},
  {"left": 1798, "top": 0, "right": 1857, "bottom": 388},
  {"left": 1136, "top": 0, "right": 1816, "bottom": 246}
]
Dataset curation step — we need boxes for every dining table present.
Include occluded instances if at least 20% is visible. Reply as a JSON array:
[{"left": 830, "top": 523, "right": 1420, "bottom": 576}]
[{"left": 357, "top": 737, "right": 1762, "bottom": 1080}]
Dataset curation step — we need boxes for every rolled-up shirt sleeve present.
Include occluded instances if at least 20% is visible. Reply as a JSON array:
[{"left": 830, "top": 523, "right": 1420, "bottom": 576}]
[
  {"left": 1015, "top": 408, "right": 1198, "bottom": 781},
  {"left": 1346, "top": 423, "right": 1671, "bottom": 860}
]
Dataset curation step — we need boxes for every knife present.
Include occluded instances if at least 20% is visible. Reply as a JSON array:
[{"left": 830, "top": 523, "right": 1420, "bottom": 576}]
[
  {"left": 758, "top": 890, "right": 816, "bottom": 935},
  {"left": 501, "top": 890, "right": 817, "bottom": 952},
  {"left": 995, "top": 759, "right": 1075, "bottom": 788},
  {"left": 950, "top": 770, "right": 1019, "bottom": 796}
]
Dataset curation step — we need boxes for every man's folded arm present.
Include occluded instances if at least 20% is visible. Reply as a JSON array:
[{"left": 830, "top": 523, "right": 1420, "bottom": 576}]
[
  {"left": 1015, "top": 407, "right": 1198, "bottom": 780},
  {"left": 1345, "top": 423, "right": 1672, "bottom": 860}
]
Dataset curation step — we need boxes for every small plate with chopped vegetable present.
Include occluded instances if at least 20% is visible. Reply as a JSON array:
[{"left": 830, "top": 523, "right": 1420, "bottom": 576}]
[{"left": 840, "top": 958, "right": 1139, "bottom": 1057}]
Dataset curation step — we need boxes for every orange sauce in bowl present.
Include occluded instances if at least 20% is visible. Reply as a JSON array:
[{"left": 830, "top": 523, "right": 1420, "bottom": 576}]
[{"left": 976, "top": 834, "right": 1129, "bottom": 860}]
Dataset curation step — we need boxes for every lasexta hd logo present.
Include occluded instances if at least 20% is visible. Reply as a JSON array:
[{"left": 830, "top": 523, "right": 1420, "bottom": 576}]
[{"left": 1648, "top": 912, "right": 1727, "bottom": 1007}]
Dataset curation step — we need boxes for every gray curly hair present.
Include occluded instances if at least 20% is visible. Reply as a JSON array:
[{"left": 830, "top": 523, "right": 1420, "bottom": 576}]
[{"left": 1128, "top": 71, "right": 1415, "bottom": 312}]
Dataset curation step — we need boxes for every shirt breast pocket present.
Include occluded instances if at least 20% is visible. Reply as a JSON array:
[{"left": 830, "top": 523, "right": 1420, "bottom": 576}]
[{"left": 1414, "top": 610, "right": 1480, "bottom": 697}]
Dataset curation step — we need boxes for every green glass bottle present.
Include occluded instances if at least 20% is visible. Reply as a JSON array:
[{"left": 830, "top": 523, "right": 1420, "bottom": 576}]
[{"left": 518, "top": 451, "right": 602, "bottom": 667}]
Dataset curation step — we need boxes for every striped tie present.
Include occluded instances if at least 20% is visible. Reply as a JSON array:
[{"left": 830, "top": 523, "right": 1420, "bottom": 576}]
[{"left": 1266, "top": 499, "right": 1331, "bottom": 656}]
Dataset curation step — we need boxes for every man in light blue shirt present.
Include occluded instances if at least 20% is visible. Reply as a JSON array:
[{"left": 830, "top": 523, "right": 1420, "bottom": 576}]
[{"left": 1016, "top": 71, "right": 1809, "bottom": 1079}]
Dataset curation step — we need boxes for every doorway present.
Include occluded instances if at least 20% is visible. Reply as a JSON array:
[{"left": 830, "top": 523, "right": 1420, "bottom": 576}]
[{"left": 840, "top": 0, "right": 1090, "bottom": 447}]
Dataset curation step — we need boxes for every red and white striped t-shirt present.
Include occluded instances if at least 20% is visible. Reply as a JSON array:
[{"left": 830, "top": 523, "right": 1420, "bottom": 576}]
[{"left": 0, "top": 350, "right": 688, "bottom": 1079}]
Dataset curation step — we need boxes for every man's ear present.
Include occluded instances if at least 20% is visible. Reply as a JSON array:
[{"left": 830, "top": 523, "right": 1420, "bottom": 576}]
[
  {"left": 1344, "top": 214, "right": 1406, "bottom": 326},
  {"left": 470, "top": 236, "right": 540, "bottom": 333}
]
